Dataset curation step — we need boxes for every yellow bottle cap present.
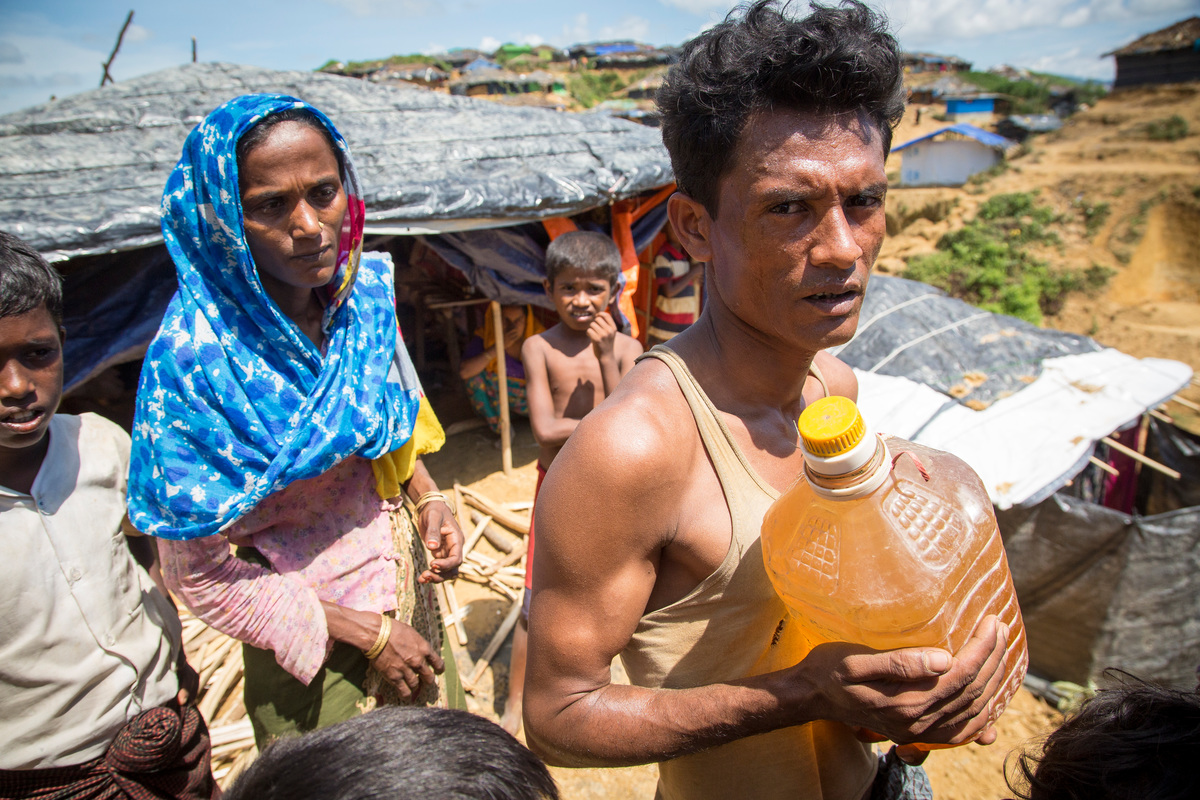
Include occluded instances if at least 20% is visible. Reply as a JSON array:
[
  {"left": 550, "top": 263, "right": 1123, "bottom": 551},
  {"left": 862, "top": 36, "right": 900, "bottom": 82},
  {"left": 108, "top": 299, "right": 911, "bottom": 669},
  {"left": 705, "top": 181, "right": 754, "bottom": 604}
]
[{"left": 799, "top": 396, "right": 866, "bottom": 458}]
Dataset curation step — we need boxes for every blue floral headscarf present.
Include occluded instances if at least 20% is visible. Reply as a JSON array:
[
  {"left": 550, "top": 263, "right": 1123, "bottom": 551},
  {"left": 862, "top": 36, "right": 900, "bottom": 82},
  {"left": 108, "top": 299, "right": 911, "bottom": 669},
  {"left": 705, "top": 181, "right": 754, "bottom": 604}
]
[{"left": 128, "top": 95, "right": 423, "bottom": 540}]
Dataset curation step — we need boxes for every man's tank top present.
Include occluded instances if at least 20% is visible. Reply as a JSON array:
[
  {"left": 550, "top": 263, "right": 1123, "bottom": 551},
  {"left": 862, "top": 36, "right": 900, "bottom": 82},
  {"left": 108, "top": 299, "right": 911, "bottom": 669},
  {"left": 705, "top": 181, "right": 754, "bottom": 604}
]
[{"left": 623, "top": 347, "right": 876, "bottom": 800}]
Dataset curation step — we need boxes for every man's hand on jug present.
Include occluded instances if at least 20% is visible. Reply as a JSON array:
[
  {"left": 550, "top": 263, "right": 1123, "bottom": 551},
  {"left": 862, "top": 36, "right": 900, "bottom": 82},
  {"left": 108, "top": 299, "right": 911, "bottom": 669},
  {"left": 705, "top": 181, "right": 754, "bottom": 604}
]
[{"left": 800, "top": 615, "right": 1009, "bottom": 762}]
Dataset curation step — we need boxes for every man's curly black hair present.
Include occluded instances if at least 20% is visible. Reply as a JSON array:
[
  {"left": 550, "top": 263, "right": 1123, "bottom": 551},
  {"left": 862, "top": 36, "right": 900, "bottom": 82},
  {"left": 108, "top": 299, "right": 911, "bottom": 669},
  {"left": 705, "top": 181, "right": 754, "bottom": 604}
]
[
  {"left": 657, "top": 0, "right": 905, "bottom": 216},
  {"left": 1007, "top": 672, "right": 1200, "bottom": 800}
]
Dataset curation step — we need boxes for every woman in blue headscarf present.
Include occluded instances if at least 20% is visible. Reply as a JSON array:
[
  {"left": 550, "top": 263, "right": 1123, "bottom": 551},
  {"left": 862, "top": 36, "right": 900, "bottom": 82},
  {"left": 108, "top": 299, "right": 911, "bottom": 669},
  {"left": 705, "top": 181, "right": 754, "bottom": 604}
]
[{"left": 128, "top": 95, "right": 465, "bottom": 744}]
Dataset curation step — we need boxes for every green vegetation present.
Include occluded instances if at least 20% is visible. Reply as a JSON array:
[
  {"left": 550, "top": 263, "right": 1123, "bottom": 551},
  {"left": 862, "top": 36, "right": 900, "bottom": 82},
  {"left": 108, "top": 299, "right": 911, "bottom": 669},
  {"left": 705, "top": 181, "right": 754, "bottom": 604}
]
[
  {"left": 902, "top": 192, "right": 1112, "bottom": 324},
  {"left": 959, "top": 70, "right": 1107, "bottom": 115},
  {"left": 1075, "top": 199, "right": 1111, "bottom": 237},
  {"left": 567, "top": 70, "right": 628, "bottom": 108},
  {"left": 1144, "top": 114, "right": 1188, "bottom": 142},
  {"left": 318, "top": 53, "right": 452, "bottom": 74},
  {"left": 968, "top": 161, "right": 1009, "bottom": 187}
]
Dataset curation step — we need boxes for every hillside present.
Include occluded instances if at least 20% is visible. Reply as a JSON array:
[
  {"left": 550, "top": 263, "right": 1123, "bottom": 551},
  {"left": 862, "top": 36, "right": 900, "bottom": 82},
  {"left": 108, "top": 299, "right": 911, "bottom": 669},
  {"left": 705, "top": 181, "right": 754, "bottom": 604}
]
[{"left": 882, "top": 82, "right": 1200, "bottom": 430}]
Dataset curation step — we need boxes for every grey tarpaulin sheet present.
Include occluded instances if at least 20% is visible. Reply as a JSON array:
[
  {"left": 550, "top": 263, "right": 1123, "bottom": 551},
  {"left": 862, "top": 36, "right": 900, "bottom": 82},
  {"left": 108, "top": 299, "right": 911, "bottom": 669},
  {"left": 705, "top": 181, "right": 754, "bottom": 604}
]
[
  {"left": 0, "top": 62, "right": 673, "bottom": 260},
  {"left": 833, "top": 276, "right": 1103, "bottom": 406},
  {"left": 997, "top": 419, "right": 1200, "bottom": 689}
]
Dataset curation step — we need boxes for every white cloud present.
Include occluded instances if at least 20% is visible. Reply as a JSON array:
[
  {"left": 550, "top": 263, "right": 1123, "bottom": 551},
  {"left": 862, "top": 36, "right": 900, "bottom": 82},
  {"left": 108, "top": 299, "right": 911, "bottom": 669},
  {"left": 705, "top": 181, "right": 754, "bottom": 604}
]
[
  {"left": 124, "top": 23, "right": 152, "bottom": 44},
  {"left": 879, "top": 0, "right": 1198, "bottom": 43},
  {"left": 1027, "top": 45, "right": 1116, "bottom": 79},
  {"left": 659, "top": 0, "right": 737, "bottom": 13},
  {"left": 480, "top": 36, "right": 502, "bottom": 52},
  {"left": 320, "top": 0, "right": 434, "bottom": 18},
  {"left": 0, "top": 42, "right": 23, "bottom": 65},
  {"left": 562, "top": 13, "right": 591, "bottom": 44},
  {"left": 599, "top": 16, "right": 653, "bottom": 42},
  {"left": 519, "top": 33, "right": 546, "bottom": 47}
]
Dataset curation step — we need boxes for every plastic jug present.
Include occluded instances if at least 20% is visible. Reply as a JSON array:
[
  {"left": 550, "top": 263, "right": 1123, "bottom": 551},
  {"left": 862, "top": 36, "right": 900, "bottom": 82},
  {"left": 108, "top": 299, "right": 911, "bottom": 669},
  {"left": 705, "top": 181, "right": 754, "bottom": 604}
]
[{"left": 761, "top": 396, "right": 1028, "bottom": 747}]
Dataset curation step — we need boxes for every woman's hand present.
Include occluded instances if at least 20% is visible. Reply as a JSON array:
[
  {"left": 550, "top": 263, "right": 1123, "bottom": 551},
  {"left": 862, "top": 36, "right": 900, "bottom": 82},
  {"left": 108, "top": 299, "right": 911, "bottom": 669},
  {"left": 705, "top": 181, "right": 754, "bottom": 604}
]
[
  {"left": 372, "top": 617, "right": 445, "bottom": 698},
  {"left": 416, "top": 499, "right": 463, "bottom": 583}
]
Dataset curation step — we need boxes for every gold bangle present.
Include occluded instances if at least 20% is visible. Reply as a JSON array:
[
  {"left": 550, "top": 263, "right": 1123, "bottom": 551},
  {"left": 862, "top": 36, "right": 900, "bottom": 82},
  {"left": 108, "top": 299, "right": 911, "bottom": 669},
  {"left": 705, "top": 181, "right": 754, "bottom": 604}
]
[
  {"left": 364, "top": 614, "right": 392, "bottom": 660},
  {"left": 414, "top": 491, "right": 449, "bottom": 514}
]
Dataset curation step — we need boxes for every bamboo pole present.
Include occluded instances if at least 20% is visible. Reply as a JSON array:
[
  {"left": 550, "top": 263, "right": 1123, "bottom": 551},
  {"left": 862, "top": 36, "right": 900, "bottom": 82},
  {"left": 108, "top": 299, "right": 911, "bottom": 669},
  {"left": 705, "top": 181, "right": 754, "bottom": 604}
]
[
  {"left": 462, "top": 514, "right": 492, "bottom": 558},
  {"left": 1088, "top": 455, "right": 1119, "bottom": 477},
  {"left": 1171, "top": 394, "right": 1200, "bottom": 413},
  {"left": 438, "top": 581, "right": 469, "bottom": 647},
  {"left": 458, "top": 484, "right": 530, "bottom": 535},
  {"left": 491, "top": 301, "right": 513, "bottom": 474},
  {"left": 463, "top": 593, "right": 523, "bottom": 689},
  {"left": 1101, "top": 436, "right": 1180, "bottom": 480}
]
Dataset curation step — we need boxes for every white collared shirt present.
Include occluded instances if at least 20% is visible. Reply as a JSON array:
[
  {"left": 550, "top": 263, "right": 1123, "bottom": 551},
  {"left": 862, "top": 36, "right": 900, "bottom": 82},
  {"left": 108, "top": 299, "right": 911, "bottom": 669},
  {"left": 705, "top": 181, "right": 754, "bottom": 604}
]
[{"left": 0, "top": 413, "right": 180, "bottom": 769}]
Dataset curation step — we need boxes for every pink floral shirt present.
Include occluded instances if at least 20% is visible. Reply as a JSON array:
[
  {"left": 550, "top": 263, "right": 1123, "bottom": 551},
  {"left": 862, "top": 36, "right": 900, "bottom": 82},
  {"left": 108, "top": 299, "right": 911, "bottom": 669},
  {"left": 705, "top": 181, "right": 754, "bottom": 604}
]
[{"left": 159, "top": 457, "right": 397, "bottom": 684}]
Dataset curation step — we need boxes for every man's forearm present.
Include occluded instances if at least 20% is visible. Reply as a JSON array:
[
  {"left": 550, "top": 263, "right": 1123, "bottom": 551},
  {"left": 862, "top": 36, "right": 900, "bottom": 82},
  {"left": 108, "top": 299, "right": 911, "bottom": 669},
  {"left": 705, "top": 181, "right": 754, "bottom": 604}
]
[{"left": 526, "top": 668, "right": 812, "bottom": 767}]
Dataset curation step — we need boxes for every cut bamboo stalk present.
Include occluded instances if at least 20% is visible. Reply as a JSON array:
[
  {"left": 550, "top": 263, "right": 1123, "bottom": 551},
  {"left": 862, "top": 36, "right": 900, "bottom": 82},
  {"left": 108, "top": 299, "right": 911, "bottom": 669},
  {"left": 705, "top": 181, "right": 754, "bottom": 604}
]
[
  {"left": 480, "top": 540, "right": 528, "bottom": 576},
  {"left": 470, "top": 509, "right": 521, "bottom": 553},
  {"left": 1171, "top": 394, "right": 1200, "bottom": 413},
  {"left": 1101, "top": 436, "right": 1180, "bottom": 479},
  {"left": 491, "top": 300, "right": 513, "bottom": 475},
  {"left": 453, "top": 485, "right": 469, "bottom": 535},
  {"left": 466, "top": 551, "right": 497, "bottom": 568},
  {"left": 198, "top": 652, "right": 243, "bottom": 721},
  {"left": 1088, "top": 456, "right": 1119, "bottom": 477},
  {"left": 504, "top": 501, "right": 534, "bottom": 511},
  {"left": 458, "top": 484, "right": 530, "bottom": 535},
  {"left": 1149, "top": 408, "right": 1173, "bottom": 424},
  {"left": 462, "top": 514, "right": 492, "bottom": 558},
  {"left": 464, "top": 593, "right": 523, "bottom": 689},
  {"left": 489, "top": 579, "right": 519, "bottom": 601},
  {"left": 438, "top": 581, "right": 469, "bottom": 647}
]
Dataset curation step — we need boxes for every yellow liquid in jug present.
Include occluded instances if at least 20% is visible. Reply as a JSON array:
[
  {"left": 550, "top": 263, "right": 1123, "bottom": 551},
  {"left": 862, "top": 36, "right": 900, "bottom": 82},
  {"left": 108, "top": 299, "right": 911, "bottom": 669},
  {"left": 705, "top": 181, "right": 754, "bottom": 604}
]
[{"left": 762, "top": 438, "right": 1028, "bottom": 747}]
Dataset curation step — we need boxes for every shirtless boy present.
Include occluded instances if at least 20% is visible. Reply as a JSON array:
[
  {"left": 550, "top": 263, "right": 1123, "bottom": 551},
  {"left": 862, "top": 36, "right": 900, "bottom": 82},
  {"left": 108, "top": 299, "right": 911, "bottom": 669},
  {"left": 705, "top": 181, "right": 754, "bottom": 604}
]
[
  {"left": 523, "top": 3, "right": 1009, "bottom": 800},
  {"left": 499, "top": 230, "right": 642, "bottom": 733}
]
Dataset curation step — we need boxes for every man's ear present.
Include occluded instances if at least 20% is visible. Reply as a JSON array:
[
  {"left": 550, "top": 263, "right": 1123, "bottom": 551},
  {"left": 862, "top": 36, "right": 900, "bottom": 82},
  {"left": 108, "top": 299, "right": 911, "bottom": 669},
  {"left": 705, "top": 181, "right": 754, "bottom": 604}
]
[
  {"left": 542, "top": 278, "right": 552, "bottom": 295},
  {"left": 667, "top": 192, "right": 713, "bottom": 263}
]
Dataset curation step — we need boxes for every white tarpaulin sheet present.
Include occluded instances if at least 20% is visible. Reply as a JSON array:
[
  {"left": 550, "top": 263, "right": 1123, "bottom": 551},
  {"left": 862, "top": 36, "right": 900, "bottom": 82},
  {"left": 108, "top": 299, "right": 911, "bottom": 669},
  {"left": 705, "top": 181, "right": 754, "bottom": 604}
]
[{"left": 857, "top": 349, "right": 1193, "bottom": 509}]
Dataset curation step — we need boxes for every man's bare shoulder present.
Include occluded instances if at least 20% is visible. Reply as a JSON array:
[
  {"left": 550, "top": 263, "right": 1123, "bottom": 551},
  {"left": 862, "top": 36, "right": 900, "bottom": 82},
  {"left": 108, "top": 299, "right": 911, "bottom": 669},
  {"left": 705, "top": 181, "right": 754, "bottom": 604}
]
[
  {"left": 553, "top": 356, "right": 695, "bottom": 492},
  {"left": 812, "top": 350, "right": 858, "bottom": 401}
]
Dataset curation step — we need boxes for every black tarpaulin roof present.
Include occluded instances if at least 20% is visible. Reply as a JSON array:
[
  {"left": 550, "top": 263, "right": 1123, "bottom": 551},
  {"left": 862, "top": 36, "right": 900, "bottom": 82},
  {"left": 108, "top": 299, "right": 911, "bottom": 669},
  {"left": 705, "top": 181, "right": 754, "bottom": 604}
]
[{"left": 0, "top": 62, "right": 673, "bottom": 260}]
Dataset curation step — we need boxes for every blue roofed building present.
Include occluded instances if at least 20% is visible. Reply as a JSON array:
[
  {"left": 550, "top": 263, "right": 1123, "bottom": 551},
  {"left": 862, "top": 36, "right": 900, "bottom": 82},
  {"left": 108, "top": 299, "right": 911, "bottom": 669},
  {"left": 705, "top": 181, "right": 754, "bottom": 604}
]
[
  {"left": 943, "top": 94, "right": 999, "bottom": 123},
  {"left": 893, "top": 124, "right": 1016, "bottom": 187}
]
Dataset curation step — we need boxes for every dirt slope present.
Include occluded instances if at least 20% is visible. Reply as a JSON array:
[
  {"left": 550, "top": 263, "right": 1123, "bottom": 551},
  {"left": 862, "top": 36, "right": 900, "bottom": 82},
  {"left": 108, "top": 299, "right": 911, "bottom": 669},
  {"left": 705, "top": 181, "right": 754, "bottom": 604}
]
[{"left": 884, "top": 83, "right": 1200, "bottom": 429}]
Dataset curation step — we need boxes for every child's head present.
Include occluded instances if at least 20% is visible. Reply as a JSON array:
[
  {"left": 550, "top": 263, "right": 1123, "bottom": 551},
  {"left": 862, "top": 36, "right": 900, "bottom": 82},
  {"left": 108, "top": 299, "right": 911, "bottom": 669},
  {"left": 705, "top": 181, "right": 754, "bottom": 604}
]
[
  {"left": 1008, "top": 674, "right": 1200, "bottom": 800},
  {"left": 0, "top": 231, "right": 65, "bottom": 454},
  {"left": 543, "top": 231, "right": 621, "bottom": 330},
  {"left": 544, "top": 231, "right": 621, "bottom": 289}
]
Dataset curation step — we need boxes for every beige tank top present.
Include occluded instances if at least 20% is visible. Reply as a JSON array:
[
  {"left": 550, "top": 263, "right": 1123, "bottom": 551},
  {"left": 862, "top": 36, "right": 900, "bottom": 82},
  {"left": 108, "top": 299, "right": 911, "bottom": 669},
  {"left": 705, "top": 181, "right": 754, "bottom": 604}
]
[{"left": 623, "top": 347, "right": 875, "bottom": 800}]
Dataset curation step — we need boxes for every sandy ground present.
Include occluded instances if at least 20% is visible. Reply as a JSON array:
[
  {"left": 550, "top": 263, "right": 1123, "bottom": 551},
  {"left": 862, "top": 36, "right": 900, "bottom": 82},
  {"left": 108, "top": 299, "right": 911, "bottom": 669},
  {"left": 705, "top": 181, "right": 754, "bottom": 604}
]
[{"left": 422, "top": 418, "right": 1063, "bottom": 800}]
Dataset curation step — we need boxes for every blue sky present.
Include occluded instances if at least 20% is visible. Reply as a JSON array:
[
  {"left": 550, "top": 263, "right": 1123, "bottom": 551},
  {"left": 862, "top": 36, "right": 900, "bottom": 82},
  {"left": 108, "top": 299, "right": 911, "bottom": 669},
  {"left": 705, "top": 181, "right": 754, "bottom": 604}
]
[{"left": 0, "top": 0, "right": 1194, "bottom": 115}]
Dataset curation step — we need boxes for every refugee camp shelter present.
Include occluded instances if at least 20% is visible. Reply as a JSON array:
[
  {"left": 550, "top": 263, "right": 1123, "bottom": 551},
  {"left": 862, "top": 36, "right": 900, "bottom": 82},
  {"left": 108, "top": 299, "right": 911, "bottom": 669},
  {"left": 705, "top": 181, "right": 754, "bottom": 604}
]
[
  {"left": 893, "top": 123, "right": 1015, "bottom": 187},
  {"left": 943, "top": 94, "right": 998, "bottom": 122},
  {"left": 836, "top": 276, "right": 1198, "bottom": 689},
  {"left": 901, "top": 51, "right": 972, "bottom": 73},
  {"left": 1106, "top": 16, "right": 1200, "bottom": 89},
  {"left": 0, "top": 61, "right": 673, "bottom": 393}
]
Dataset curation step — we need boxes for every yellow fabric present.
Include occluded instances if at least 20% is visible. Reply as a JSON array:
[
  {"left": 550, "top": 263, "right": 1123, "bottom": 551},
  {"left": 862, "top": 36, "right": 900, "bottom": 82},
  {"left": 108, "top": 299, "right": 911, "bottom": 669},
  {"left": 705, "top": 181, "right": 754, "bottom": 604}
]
[
  {"left": 371, "top": 396, "right": 445, "bottom": 500},
  {"left": 480, "top": 305, "right": 544, "bottom": 373}
]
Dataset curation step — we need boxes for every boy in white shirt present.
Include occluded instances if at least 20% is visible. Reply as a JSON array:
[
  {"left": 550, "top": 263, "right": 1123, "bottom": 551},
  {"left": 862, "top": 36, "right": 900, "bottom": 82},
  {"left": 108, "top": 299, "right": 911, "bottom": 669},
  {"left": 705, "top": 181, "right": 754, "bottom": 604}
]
[{"left": 0, "top": 231, "right": 216, "bottom": 798}]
